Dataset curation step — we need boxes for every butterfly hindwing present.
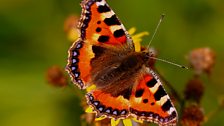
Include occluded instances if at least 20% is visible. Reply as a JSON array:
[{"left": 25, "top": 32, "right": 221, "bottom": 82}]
[
  {"left": 86, "top": 89, "right": 130, "bottom": 118},
  {"left": 67, "top": 40, "right": 94, "bottom": 89},
  {"left": 129, "top": 69, "right": 177, "bottom": 125},
  {"left": 85, "top": 68, "right": 177, "bottom": 125}
]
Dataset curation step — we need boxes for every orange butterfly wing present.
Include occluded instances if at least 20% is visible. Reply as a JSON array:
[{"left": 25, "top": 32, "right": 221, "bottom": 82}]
[
  {"left": 129, "top": 70, "right": 177, "bottom": 125},
  {"left": 66, "top": 0, "right": 133, "bottom": 89},
  {"left": 86, "top": 68, "right": 177, "bottom": 125},
  {"left": 80, "top": 0, "right": 133, "bottom": 45},
  {"left": 86, "top": 90, "right": 130, "bottom": 118}
]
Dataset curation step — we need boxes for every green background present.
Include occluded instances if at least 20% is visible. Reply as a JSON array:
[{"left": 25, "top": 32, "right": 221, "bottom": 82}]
[{"left": 0, "top": 0, "right": 224, "bottom": 125}]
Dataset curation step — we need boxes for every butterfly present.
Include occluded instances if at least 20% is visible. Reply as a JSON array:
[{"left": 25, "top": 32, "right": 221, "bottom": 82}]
[{"left": 66, "top": 0, "right": 178, "bottom": 125}]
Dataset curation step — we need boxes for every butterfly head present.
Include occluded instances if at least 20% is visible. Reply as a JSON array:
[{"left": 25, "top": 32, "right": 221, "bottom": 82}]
[{"left": 139, "top": 49, "right": 155, "bottom": 67}]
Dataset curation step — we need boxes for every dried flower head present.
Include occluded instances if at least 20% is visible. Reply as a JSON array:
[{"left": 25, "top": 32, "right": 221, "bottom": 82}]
[
  {"left": 46, "top": 66, "right": 68, "bottom": 87},
  {"left": 184, "top": 76, "right": 204, "bottom": 103},
  {"left": 181, "top": 104, "right": 204, "bottom": 126},
  {"left": 187, "top": 47, "right": 216, "bottom": 75}
]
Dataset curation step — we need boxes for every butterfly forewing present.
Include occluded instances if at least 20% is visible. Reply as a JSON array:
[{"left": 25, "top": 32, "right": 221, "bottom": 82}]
[{"left": 66, "top": 0, "right": 134, "bottom": 89}]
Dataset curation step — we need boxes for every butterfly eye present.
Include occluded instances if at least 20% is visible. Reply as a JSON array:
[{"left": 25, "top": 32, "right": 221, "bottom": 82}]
[{"left": 140, "top": 52, "right": 150, "bottom": 62}]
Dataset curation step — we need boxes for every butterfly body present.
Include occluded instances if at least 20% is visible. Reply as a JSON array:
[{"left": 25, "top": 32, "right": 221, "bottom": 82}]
[
  {"left": 66, "top": 0, "right": 178, "bottom": 125},
  {"left": 91, "top": 45, "right": 150, "bottom": 92}
]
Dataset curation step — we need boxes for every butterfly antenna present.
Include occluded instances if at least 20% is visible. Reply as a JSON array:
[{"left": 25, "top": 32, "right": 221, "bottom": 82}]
[
  {"left": 149, "top": 57, "right": 189, "bottom": 69},
  {"left": 146, "top": 14, "right": 165, "bottom": 49}
]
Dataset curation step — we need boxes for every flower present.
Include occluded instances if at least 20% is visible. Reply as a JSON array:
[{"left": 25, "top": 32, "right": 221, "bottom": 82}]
[
  {"left": 181, "top": 104, "right": 204, "bottom": 126},
  {"left": 46, "top": 65, "right": 68, "bottom": 87},
  {"left": 84, "top": 106, "right": 144, "bottom": 126},
  {"left": 187, "top": 47, "right": 216, "bottom": 75},
  {"left": 184, "top": 76, "right": 204, "bottom": 103},
  {"left": 128, "top": 27, "right": 149, "bottom": 52}
]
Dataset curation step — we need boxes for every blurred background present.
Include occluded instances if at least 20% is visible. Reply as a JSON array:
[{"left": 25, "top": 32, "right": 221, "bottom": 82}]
[{"left": 0, "top": 0, "right": 224, "bottom": 126}]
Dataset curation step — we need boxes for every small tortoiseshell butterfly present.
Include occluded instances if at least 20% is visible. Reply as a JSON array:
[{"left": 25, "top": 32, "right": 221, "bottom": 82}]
[{"left": 66, "top": 0, "right": 177, "bottom": 125}]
